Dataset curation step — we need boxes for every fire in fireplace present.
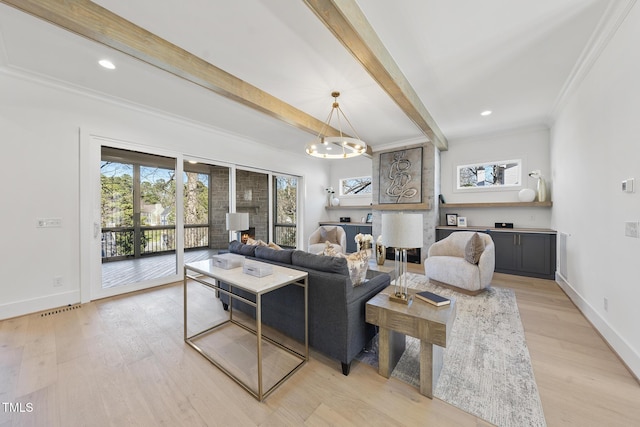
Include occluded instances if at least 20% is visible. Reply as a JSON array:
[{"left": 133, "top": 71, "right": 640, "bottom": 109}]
[{"left": 237, "top": 227, "right": 255, "bottom": 243}]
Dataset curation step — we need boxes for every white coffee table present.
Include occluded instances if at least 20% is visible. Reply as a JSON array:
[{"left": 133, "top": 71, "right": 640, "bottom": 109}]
[{"left": 184, "top": 259, "right": 308, "bottom": 401}]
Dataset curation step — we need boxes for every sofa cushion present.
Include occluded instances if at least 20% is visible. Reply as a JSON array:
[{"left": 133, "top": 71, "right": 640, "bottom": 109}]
[
  {"left": 229, "top": 240, "right": 257, "bottom": 256},
  {"left": 320, "top": 226, "right": 339, "bottom": 244},
  {"left": 464, "top": 232, "right": 485, "bottom": 264},
  {"left": 292, "top": 250, "right": 348, "bottom": 275},
  {"left": 255, "top": 245, "right": 293, "bottom": 264}
]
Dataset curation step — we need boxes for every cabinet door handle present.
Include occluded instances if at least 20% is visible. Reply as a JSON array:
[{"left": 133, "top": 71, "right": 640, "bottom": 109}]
[{"left": 513, "top": 235, "right": 516, "bottom": 245}]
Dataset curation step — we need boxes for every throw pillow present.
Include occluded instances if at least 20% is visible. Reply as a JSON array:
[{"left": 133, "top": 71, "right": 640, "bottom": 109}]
[
  {"left": 464, "top": 232, "right": 485, "bottom": 264},
  {"left": 346, "top": 250, "right": 369, "bottom": 286},
  {"left": 268, "top": 241, "right": 283, "bottom": 250},
  {"left": 319, "top": 227, "right": 338, "bottom": 244},
  {"left": 246, "top": 237, "right": 268, "bottom": 247},
  {"left": 323, "top": 241, "right": 340, "bottom": 257}
]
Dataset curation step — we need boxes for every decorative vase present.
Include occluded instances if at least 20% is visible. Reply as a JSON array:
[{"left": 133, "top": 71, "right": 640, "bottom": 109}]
[
  {"left": 332, "top": 197, "right": 340, "bottom": 206},
  {"left": 376, "top": 243, "right": 386, "bottom": 265},
  {"left": 536, "top": 178, "right": 547, "bottom": 202},
  {"left": 518, "top": 188, "right": 536, "bottom": 202}
]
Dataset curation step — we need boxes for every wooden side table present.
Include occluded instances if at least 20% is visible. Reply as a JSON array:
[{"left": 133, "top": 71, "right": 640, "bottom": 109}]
[{"left": 365, "top": 285, "right": 456, "bottom": 398}]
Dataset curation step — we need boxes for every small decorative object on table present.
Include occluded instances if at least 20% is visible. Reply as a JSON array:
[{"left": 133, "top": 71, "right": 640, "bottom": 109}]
[
  {"left": 457, "top": 216, "right": 467, "bottom": 227},
  {"left": 414, "top": 290, "right": 450, "bottom": 307},
  {"left": 243, "top": 261, "right": 273, "bottom": 277},
  {"left": 375, "top": 235, "right": 386, "bottom": 265},
  {"left": 446, "top": 213, "right": 458, "bottom": 226}
]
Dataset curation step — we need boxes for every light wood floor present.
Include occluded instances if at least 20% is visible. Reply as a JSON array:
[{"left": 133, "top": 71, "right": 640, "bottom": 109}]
[
  {"left": 101, "top": 248, "right": 220, "bottom": 288},
  {"left": 1, "top": 272, "right": 639, "bottom": 426}
]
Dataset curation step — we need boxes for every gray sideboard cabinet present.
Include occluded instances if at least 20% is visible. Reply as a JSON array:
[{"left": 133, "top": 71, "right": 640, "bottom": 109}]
[{"left": 435, "top": 227, "right": 556, "bottom": 280}]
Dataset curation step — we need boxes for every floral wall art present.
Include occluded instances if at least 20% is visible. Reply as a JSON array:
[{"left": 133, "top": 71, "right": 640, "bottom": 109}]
[{"left": 378, "top": 147, "right": 423, "bottom": 204}]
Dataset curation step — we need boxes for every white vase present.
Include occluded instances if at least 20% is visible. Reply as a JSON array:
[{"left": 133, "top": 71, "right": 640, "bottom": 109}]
[
  {"left": 536, "top": 178, "right": 547, "bottom": 202},
  {"left": 518, "top": 188, "right": 536, "bottom": 202},
  {"left": 332, "top": 197, "right": 340, "bottom": 206}
]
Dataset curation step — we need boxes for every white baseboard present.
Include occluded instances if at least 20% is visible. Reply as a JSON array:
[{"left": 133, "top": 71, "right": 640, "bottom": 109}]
[
  {"left": 0, "top": 290, "right": 80, "bottom": 320},
  {"left": 556, "top": 272, "right": 639, "bottom": 380}
]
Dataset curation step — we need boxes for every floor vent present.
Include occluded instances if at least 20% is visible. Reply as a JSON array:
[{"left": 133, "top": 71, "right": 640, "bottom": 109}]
[
  {"left": 559, "top": 232, "right": 569, "bottom": 280},
  {"left": 41, "top": 304, "right": 81, "bottom": 317}
]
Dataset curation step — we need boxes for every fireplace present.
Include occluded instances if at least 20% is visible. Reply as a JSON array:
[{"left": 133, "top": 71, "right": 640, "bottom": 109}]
[
  {"left": 236, "top": 227, "right": 255, "bottom": 243},
  {"left": 385, "top": 247, "right": 421, "bottom": 264}
]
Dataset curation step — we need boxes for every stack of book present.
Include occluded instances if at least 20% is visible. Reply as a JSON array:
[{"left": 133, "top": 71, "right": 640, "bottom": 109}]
[{"left": 414, "top": 290, "right": 450, "bottom": 307}]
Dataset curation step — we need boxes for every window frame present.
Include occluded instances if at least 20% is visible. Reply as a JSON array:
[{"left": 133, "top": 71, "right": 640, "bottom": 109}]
[
  {"left": 339, "top": 175, "right": 372, "bottom": 197},
  {"left": 455, "top": 158, "right": 522, "bottom": 191}
]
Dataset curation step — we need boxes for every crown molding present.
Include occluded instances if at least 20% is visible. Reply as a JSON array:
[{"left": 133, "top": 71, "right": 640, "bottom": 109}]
[{"left": 550, "top": 0, "right": 637, "bottom": 123}]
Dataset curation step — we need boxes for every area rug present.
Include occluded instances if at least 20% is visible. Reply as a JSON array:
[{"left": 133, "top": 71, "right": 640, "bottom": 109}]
[{"left": 357, "top": 273, "right": 546, "bottom": 427}]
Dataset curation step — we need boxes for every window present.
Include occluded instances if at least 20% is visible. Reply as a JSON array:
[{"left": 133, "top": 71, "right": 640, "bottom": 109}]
[
  {"left": 273, "top": 175, "right": 298, "bottom": 248},
  {"left": 339, "top": 176, "right": 372, "bottom": 196},
  {"left": 456, "top": 159, "right": 521, "bottom": 190}
]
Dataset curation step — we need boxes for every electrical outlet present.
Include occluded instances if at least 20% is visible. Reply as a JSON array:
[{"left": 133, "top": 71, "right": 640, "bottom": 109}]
[
  {"left": 53, "top": 276, "right": 63, "bottom": 287},
  {"left": 603, "top": 297, "right": 608, "bottom": 312},
  {"left": 625, "top": 221, "right": 640, "bottom": 238}
]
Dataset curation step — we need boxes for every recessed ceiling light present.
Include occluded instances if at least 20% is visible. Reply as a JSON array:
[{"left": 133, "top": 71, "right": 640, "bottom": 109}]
[
  {"left": 480, "top": 110, "right": 492, "bottom": 116},
  {"left": 98, "top": 59, "right": 116, "bottom": 70}
]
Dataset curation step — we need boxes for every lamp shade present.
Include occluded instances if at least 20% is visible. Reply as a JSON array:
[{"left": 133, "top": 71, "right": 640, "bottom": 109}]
[
  {"left": 226, "top": 212, "right": 249, "bottom": 231},
  {"left": 381, "top": 213, "right": 423, "bottom": 249}
]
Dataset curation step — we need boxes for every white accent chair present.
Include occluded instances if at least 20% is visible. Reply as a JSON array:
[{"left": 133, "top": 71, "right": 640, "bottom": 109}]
[
  {"left": 308, "top": 225, "right": 347, "bottom": 255},
  {"left": 424, "top": 231, "right": 495, "bottom": 294}
]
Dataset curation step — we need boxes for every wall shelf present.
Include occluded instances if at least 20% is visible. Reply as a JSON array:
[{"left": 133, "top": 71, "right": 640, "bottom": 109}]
[
  {"left": 371, "top": 202, "right": 430, "bottom": 211},
  {"left": 325, "top": 205, "right": 372, "bottom": 210},
  {"left": 440, "top": 201, "right": 552, "bottom": 208}
]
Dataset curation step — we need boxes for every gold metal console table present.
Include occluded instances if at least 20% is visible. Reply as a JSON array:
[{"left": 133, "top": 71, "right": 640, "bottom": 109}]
[{"left": 184, "top": 259, "right": 308, "bottom": 401}]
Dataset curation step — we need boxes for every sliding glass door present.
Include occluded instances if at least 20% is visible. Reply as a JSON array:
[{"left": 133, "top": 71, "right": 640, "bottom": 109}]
[
  {"left": 183, "top": 161, "right": 230, "bottom": 261},
  {"left": 100, "top": 147, "right": 177, "bottom": 289}
]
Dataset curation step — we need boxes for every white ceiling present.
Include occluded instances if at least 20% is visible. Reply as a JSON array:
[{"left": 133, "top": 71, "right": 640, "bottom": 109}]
[{"left": 0, "top": 0, "right": 618, "bottom": 153}]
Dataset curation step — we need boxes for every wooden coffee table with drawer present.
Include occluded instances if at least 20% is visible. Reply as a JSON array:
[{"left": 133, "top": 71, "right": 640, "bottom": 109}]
[{"left": 365, "top": 285, "right": 456, "bottom": 398}]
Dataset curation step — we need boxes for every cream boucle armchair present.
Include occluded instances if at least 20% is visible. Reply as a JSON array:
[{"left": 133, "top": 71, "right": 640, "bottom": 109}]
[
  {"left": 308, "top": 225, "right": 347, "bottom": 255},
  {"left": 424, "top": 231, "right": 495, "bottom": 294}
]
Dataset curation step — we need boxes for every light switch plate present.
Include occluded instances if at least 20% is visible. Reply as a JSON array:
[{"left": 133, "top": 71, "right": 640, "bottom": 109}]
[
  {"left": 37, "top": 218, "right": 62, "bottom": 228},
  {"left": 622, "top": 178, "right": 634, "bottom": 193}
]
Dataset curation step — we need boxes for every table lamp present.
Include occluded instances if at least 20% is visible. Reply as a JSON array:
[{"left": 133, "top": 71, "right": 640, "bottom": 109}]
[
  {"left": 226, "top": 212, "right": 249, "bottom": 241},
  {"left": 381, "top": 212, "right": 423, "bottom": 304}
]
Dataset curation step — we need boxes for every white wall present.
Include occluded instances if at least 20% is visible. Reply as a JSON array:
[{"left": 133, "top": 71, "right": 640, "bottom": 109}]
[
  {"left": 0, "top": 70, "right": 329, "bottom": 319},
  {"left": 440, "top": 127, "right": 552, "bottom": 229},
  {"left": 551, "top": 3, "right": 640, "bottom": 377}
]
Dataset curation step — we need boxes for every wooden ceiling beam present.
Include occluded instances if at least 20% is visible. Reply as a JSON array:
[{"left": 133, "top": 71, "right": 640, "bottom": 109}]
[
  {"left": 303, "top": 0, "right": 448, "bottom": 151},
  {"left": 1, "top": 0, "right": 377, "bottom": 155}
]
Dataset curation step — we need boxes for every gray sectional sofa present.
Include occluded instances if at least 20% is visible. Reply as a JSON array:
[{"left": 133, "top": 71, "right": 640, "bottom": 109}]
[{"left": 219, "top": 240, "right": 391, "bottom": 375}]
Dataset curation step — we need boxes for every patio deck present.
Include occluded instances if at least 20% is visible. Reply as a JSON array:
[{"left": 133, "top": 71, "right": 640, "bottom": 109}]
[{"left": 102, "top": 248, "right": 221, "bottom": 288}]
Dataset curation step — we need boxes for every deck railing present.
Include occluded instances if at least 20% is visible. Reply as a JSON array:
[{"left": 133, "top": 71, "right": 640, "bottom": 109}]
[
  {"left": 102, "top": 224, "right": 209, "bottom": 261},
  {"left": 274, "top": 223, "right": 296, "bottom": 248}
]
